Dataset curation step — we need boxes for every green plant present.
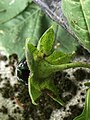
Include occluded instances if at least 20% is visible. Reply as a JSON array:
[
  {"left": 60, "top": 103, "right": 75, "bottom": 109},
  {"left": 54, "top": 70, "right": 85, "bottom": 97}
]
[
  {"left": 0, "top": 0, "right": 90, "bottom": 120},
  {"left": 25, "top": 27, "right": 90, "bottom": 106}
]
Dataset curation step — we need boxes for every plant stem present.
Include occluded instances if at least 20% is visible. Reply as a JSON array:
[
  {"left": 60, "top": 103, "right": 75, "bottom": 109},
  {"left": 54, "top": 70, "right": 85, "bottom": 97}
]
[{"left": 51, "top": 62, "right": 90, "bottom": 73}]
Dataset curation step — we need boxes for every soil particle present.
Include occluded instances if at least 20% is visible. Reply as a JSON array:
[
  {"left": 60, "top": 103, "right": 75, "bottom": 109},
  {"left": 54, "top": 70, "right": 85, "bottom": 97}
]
[
  {"left": 1, "top": 80, "right": 14, "bottom": 98},
  {"left": 8, "top": 115, "right": 15, "bottom": 120},
  {"left": 9, "top": 54, "right": 18, "bottom": 65},
  {"left": 0, "top": 77, "right": 3, "bottom": 82},
  {"left": 0, "top": 53, "right": 7, "bottom": 61},
  {"left": 87, "top": 72, "right": 90, "bottom": 79},
  {"left": 60, "top": 78, "right": 73, "bottom": 92},
  {"left": 16, "top": 84, "right": 30, "bottom": 104},
  {"left": 61, "top": 105, "right": 83, "bottom": 120},
  {"left": 73, "top": 68, "right": 87, "bottom": 81},
  {"left": 57, "top": 77, "right": 78, "bottom": 98},
  {"left": 0, "top": 106, "right": 8, "bottom": 114},
  {"left": 11, "top": 65, "right": 16, "bottom": 76},
  {"left": 13, "top": 107, "right": 21, "bottom": 114},
  {"left": 81, "top": 98, "right": 85, "bottom": 102},
  {"left": 64, "top": 105, "right": 83, "bottom": 120},
  {"left": 13, "top": 83, "right": 20, "bottom": 92},
  {"left": 5, "top": 64, "right": 9, "bottom": 67},
  {"left": 80, "top": 92, "right": 85, "bottom": 96},
  {"left": 76, "top": 46, "right": 90, "bottom": 58},
  {"left": 69, "top": 105, "right": 82, "bottom": 114},
  {"left": 63, "top": 94, "right": 72, "bottom": 102},
  {"left": 12, "top": 101, "right": 16, "bottom": 105}
]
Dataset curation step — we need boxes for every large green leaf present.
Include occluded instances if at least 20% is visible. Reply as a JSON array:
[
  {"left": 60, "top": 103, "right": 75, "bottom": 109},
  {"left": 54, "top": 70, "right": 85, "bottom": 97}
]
[
  {"left": 73, "top": 88, "right": 90, "bottom": 120},
  {"left": 0, "top": 2, "right": 78, "bottom": 60},
  {"left": 53, "top": 23, "right": 78, "bottom": 53},
  {"left": 0, "top": 0, "right": 28, "bottom": 23},
  {"left": 62, "top": 0, "right": 90, "bottom": 51},
  {"left": 0, "top": 3, "right": 51, "bottom": 59}
]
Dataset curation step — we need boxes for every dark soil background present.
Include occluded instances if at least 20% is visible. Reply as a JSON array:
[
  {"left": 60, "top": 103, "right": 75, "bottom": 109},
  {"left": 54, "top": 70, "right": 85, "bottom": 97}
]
[{"left": 0, "top": 46, "right": 90, "bottom": 120}]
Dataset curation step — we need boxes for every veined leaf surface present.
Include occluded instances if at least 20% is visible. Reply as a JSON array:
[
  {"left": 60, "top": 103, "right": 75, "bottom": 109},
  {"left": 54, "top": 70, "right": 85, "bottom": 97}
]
[
  {"left": 0, "top": 0, "right": 28, "bottom": 23},
  {"left": 0, "top": 2, "right": 78, "bottom": 59},
  {"left": 37, "top": 27, "right": 54, "bottom": 56},
  {"left": 62, "top": 0, "right": 90, "bottom": 51},
  {"left": 0, "top": 3, "right": 50, "bottom": 59}
]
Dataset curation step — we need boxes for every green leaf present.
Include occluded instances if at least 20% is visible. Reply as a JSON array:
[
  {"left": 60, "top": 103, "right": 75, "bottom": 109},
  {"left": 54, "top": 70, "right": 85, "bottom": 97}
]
[
  {"left": 0, "top": 1, "right": 78, "bottom": 60},
  {"left": 25, "top": 41, "right": 37, "bottom": 71},
  {"left": 35, "top": 14, "right": 78, "bottom": 54},
  {"left": 28, "top": 0, "right": 32, "bottom": 3},
  {"left": 46, "top": 50, "right": 74, "bottom": 65},
  {"left": 53, "top": 23, "right": 78, "bottom": 53},
  {"left": 28, "top": 74, "right": 65, "bottom": 106},
  {"left": 0, "top": 3, "right": 51, "bottom": 59},
  {"left": 0, "top": 2, "right": 78, "bottom": 59},
  {"left": 28, "top": 75, "right": 41, "bottom": 105},
  {"left": 73, "top": 88, "right": 90, "bottom": 120},
  {"left": 37, "top": 27, "right": 54, "bottom": 55},
  {"left": 62, "top": 0, "right": 90, "bottom": 51},
  {"left": 40, "top": 77, "right": 65, "bottom": 106},
  {"left": 0, "top": 0, "right": 28, "bottom": 23}
]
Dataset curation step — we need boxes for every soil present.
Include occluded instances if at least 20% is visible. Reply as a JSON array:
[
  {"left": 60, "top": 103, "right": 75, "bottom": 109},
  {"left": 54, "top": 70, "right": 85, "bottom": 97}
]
[{"left": 0, "top": 46, "right": 90, "bottom": 120}]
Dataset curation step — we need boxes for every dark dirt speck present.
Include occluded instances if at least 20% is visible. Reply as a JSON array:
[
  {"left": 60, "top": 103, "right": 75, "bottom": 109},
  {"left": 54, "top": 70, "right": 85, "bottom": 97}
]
[
  {"left": 64, "top": 105, "right": 83, "bottom": 120},
  {"left": 73, "top": 68, "right": 87, "bottom": 81},
  {"left": 0, "top": 54, "right": 7, "bottom": 61},
  {"left": 0, "top": 106, "right": 8, "bottom": 114},
  {"left": 8, "top": 115, "right": 15, "bottom": 120},
  {"left": 9, "top": 54, "right": 18, "bottom": 64}
]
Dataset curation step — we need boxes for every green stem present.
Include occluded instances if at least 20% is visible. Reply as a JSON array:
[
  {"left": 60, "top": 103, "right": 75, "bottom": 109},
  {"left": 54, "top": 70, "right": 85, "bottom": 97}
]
[{"left": 51, "top": 62, "right": 90, "bottom": 73}]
